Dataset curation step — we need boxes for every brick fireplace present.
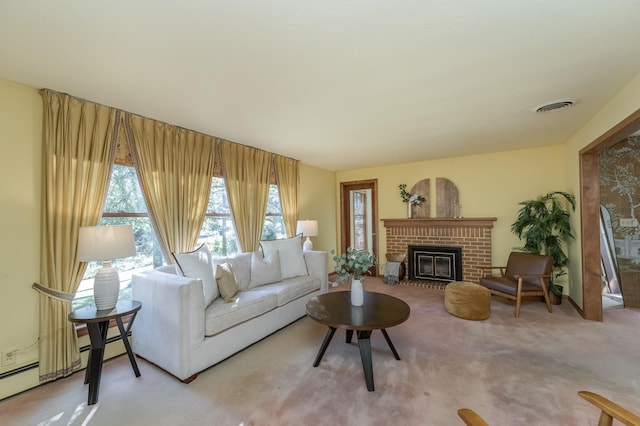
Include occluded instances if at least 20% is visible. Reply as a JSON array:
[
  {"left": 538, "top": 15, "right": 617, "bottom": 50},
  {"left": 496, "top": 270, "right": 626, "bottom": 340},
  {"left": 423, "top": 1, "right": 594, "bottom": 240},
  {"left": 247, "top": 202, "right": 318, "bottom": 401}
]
[{"left": 382, "top": 218, "right": 496, "bottom": 283}]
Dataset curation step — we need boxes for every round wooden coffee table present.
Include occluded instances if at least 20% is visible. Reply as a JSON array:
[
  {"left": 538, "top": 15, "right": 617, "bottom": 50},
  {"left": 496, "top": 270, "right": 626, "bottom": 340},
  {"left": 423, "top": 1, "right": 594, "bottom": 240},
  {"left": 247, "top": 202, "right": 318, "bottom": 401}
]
[{"left": 306, "top": 291, "right": 410, "bottom": 391}]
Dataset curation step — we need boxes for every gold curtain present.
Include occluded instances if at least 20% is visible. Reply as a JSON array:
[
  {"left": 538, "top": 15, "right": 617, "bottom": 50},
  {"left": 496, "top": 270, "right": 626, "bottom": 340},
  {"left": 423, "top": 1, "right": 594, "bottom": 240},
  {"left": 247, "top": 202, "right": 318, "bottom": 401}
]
[
  {"left": 37, "top": 90, "right": 118, "bottom": 382},
  {"left": 127, "top": 114, "right": 216, "bottom": 259},
  {"left": 220, "top": 140, "right": 271, "bottom": 252},
  {"left": 273, "top": 155, "right": 299, "bottom": 237}
]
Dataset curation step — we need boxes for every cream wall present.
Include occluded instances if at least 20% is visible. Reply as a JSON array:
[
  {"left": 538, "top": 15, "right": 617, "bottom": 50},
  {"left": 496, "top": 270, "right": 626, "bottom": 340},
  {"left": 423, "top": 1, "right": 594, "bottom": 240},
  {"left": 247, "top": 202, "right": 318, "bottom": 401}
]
[
  {"left": 298, "top": 163, "right": 337, "bottom": 267},
  {"left": 0, "top": 79, "right": 43, "bottom": 398},
  {"left": 335, "top": 145, "right": 567, "bottom": 275},
  {"left": 564, "top": 72, "right": 640, "bottom": 308}
]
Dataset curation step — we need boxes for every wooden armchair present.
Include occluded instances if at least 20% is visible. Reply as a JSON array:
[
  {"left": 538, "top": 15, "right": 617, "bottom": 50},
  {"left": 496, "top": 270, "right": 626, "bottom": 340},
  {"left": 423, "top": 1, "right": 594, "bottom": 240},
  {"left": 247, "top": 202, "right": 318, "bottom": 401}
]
[
  {"left": 478, "top": 251, "right": 553, "bottom": 318},
  {"left": 579, "top": 391, "right": 640, "bottom": 426},
  {"left": 458, "top": 391, "right": 640, "bottom": 425}
]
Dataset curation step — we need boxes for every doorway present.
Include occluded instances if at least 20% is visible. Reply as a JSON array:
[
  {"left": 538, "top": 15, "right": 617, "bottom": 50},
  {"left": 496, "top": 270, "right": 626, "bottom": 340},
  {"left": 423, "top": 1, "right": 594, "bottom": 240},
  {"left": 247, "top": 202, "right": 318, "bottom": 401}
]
[
  {"left": 340, "top": 179, "right": 378, "bottom": 276},
  {"left": 580, "top": 108, "right": 640, "bottom": 321}
]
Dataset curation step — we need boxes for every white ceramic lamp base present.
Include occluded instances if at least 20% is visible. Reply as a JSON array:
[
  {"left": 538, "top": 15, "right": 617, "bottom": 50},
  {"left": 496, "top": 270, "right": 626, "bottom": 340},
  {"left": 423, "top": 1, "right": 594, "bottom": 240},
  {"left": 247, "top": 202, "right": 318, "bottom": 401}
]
[
  {"left": 303, "top": 236, "right": 313, "bottom": 251},
  {"left": 93, "top": 261, "right": 120, "bottom": 310}
]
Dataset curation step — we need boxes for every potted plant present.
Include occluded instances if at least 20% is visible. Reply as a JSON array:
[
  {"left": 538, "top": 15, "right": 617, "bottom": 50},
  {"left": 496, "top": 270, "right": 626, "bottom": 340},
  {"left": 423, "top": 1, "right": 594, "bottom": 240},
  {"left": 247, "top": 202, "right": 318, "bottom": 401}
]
[
  {"left": 399, "top": 184, "right": 426, "bottom": 218},
  {"left": 330, "top": 247, "right": 376, "bottom": 306},
  {"left": 511, "top": 191, "right": 576, "bottom": 304}
]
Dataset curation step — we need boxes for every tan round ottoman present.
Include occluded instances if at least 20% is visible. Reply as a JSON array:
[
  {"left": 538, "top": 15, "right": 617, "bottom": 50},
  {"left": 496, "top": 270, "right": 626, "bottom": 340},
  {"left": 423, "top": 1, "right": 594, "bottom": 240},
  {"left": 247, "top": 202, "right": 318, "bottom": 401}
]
[{"left": 444, "top": 281, "right": 491, "bottom": 320}]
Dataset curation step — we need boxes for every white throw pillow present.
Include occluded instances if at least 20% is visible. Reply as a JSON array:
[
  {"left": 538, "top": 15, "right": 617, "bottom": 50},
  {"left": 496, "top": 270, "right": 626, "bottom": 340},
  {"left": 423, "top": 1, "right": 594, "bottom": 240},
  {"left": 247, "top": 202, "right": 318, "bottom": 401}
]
[
  {"left": 172, "top": 244, "right": 219, "bottom": 306},
  {"left": 260, "top": 234, "right": 308, "bottom": 280},
  {"left": 249, "top": 251, "right": 282, "bottom": 288}
]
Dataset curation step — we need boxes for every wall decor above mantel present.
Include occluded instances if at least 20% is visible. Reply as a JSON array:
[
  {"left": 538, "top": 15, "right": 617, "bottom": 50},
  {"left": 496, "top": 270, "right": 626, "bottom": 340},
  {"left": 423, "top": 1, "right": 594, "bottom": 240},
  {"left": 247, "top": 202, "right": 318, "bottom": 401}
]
[{"left": 406, "top": 177, "right": 460, "bottom": 219}]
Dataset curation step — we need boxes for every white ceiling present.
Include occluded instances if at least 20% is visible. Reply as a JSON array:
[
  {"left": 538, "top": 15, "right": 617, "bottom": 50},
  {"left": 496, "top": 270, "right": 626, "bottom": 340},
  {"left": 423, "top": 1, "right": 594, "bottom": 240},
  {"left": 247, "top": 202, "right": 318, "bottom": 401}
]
[{"left": 1, "top": 1, "right": 640, "bottom": 171}]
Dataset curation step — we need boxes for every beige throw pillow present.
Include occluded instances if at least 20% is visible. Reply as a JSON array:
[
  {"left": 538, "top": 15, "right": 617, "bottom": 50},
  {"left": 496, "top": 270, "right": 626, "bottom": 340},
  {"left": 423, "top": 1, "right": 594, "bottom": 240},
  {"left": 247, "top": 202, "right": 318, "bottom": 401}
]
[
  {"left": 172, "top": 244, "right": 219, "bottom": 306},
  {"left": 216, "top": 262, "right": 239, "bottom": 303}
]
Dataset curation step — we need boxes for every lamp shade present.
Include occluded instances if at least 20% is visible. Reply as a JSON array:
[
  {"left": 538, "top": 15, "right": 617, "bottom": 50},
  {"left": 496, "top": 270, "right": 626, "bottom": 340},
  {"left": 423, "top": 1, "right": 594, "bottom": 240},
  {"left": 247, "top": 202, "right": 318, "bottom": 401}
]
[
  {"left": 296, "top": 220, "right": 319, "bottom": 237},
  {"left": 77, "top": 225, "right": 136, "bottom": 262}
]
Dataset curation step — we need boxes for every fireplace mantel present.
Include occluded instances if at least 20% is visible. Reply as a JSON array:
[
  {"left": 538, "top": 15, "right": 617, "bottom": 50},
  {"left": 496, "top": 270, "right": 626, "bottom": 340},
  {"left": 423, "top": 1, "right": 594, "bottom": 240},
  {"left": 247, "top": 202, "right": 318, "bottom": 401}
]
[{"left": 382, "top": 218, "right": 496, "bottom": 228}]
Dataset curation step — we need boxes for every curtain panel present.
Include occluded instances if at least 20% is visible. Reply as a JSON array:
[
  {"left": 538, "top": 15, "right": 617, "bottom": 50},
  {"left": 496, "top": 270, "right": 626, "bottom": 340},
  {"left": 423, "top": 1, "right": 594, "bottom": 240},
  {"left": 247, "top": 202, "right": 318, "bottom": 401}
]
[
  {"left": 273, "top": 155, "right": 299, "bottom": 238},
  {"left": 220, "top": 141, "right": 271, "bottom": 252},
  {"left": 127, "top": 114, "right": 216, "bottom": 260},
  {"left": 37, "top": 90, "right": 118, "bottom": 382}
]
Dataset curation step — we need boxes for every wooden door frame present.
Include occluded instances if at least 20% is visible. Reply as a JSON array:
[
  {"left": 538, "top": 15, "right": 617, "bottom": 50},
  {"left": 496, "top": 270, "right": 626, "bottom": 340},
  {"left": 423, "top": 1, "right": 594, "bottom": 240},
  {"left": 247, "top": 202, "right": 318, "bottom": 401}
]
[
  {"left": 580, "top": 108, "right": 640, "bottom": 321},
  {"left": 340, "top": 179, "right": 379, "bottom": 276}
]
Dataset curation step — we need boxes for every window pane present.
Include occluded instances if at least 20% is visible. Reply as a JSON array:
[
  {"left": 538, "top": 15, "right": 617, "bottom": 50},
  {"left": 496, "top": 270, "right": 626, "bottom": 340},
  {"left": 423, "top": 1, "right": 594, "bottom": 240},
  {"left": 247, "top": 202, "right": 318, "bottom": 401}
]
[
  {"left": 199, "top": 216, "right": 239, "bottom": 256},
  {"left": 102, "top": 165, "right": 146, "bottom": 213},
  {"left": 262, "top": 185, "right": 286, "bottom": 240},
  {"left": 207, "top": 177, "right": 231, "bottom": 214},
  {"left": 202, "top": 177, "right": 239, "bottom": 255}
]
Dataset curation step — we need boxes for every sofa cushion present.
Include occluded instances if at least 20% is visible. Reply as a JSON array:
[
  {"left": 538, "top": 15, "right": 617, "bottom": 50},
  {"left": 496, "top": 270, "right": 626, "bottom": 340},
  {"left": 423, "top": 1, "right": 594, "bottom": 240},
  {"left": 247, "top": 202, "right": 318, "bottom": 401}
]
[
  {"left": 249, "top": 251, "right": 282, "bottom": 288},
  {"left": 172, "top": 244, "right": 219, "bottom": 306},
  {"left": 216, "top": 262, "right": 239, "bottom": 302},
  {"left": 252, "top": 275, "right": 321, "bottom": 307},
  {"left": 204, "top": 290, "right": 278, "bottom": 336},
  {"left": 260, "top": 234, "right": 308, "bottom": 279}
]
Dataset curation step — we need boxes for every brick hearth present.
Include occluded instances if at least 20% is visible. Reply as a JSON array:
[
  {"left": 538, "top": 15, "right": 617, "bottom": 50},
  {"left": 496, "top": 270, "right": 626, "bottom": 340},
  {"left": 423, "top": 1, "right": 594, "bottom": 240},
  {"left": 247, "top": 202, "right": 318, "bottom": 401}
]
[{"left": 382, "top": 218, "right": 496, "bottom": 283}]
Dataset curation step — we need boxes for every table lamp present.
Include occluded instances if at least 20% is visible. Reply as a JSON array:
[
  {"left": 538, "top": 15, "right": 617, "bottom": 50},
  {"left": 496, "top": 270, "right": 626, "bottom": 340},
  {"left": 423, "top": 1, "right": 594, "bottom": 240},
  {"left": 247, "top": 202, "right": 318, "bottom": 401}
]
[
  {"left": 296, "top": 220, "right": 319, "bottom": 251},
  {"left": 77, "top": 225, "right": 136, "bottom": 310}
]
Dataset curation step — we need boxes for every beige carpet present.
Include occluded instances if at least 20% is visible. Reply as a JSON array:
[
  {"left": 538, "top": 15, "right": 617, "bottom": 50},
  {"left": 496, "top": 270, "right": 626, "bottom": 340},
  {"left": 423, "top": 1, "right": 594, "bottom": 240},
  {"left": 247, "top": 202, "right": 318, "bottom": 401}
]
[{"left": 3, "top": 277, "right": 640, "bottom": 425}]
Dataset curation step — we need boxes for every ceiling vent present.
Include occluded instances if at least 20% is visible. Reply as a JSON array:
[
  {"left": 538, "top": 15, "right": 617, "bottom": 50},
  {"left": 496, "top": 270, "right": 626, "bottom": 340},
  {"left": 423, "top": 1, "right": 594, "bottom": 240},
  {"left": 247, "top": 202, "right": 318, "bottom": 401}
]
[{"left": 532, "top": 99, "right": 576, "bottom": 113}]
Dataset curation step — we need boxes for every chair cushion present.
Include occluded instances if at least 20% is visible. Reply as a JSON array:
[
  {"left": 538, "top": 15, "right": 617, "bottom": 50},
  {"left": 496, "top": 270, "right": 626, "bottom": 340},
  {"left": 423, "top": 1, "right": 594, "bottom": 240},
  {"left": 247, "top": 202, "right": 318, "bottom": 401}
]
[
  {"left": 444, "top": 281, "right": 491, "bottom": 320},
  {"left": 505, "top": 252, "right": 553, "bottom": 286},
  {"left": 479, "top": 276, "right": 545, "bottom": 295}
]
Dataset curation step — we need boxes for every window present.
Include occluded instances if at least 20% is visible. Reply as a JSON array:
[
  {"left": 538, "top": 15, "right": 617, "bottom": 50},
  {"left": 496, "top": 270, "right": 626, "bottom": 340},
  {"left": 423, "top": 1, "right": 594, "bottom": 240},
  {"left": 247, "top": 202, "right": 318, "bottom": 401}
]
[
  {"left": 73, "top": 165, "right": 161, "bottom": 310},
  {"left": 199, "top": 179, "right": 286, "bottom": 255}
]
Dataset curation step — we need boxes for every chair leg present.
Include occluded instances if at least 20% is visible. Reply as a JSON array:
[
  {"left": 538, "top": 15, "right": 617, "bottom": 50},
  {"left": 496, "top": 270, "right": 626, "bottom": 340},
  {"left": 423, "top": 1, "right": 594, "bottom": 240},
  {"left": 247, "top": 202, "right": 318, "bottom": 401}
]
[
  {"left": 514, "top": 279, "right": 523, "bottom": 318},
  {"left": 540, "top": 278, "right": 553, "bottom": 313}
]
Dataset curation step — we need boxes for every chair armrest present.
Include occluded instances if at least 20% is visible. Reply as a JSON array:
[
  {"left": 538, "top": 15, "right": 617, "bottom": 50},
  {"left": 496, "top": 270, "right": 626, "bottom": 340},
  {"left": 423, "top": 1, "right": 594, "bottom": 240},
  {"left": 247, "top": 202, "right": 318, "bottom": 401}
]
[
  {"left": 512, "top": 273, "right": 552, "bottom": 279},
  {"left": 478, "top": 266, "right": 506, "bottom": 278},
  {"left": 578, "top": 390, "right": 640, "bottom": 426},
  {"left": 457, "top": 408, "right": 489, "bottom": 426}
]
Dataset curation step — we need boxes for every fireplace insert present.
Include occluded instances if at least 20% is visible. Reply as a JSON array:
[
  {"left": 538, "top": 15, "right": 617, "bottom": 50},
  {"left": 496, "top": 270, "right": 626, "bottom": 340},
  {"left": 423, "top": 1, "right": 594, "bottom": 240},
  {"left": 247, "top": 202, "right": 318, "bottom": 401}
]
[{"left": 408, "top": 245, "right": 462, "bottom": 283}]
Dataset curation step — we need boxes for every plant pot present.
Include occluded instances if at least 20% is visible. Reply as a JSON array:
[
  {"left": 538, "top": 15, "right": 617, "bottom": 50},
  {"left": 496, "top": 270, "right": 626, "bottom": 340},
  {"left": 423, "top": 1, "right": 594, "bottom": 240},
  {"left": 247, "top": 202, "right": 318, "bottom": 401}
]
[{"left": 549, "top": 290, "right": 563, "bottom": 305}]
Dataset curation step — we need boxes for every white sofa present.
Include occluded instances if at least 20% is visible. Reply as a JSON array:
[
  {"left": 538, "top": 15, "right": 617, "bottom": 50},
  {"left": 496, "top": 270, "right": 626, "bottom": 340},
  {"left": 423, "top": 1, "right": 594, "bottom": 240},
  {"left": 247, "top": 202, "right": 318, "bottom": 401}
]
[{"left": 131, "top": 247, "right": 327, "bottom": 382}]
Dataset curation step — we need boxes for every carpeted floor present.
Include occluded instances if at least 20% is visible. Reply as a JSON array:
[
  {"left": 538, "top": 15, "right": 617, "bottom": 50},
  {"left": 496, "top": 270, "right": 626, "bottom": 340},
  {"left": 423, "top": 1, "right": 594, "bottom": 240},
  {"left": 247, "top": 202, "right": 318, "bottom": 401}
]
[{"left": 2, "top": 277, "right": 640, "bottom": 425}]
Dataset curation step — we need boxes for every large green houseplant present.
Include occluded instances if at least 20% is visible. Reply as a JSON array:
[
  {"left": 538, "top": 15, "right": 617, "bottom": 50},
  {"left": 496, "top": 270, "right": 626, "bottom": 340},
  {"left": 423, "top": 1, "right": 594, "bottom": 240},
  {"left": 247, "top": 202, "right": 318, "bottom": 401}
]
[{"left": 511, "top": 191, "right": 576, "bottom": 299}]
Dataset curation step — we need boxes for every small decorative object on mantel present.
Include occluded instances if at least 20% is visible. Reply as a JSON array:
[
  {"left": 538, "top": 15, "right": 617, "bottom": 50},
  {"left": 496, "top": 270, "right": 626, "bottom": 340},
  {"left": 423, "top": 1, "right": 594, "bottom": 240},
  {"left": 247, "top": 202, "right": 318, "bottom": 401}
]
[
  {"left": 330, "top": 247, "right": 376, "bottom": 306},
  {"left": 399, "top": 184, "right": 426, "bottom": 218}
]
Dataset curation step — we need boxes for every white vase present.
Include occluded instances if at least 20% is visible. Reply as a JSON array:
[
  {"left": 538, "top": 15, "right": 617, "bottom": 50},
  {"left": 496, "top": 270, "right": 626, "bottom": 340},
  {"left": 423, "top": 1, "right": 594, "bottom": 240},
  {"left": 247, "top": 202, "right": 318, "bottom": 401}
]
[
  {"left": 408, "top": 202, "right": 412, "bottom": 218},
  {"left": 351, "top": 278, "right": 364, "bottom": 306}
]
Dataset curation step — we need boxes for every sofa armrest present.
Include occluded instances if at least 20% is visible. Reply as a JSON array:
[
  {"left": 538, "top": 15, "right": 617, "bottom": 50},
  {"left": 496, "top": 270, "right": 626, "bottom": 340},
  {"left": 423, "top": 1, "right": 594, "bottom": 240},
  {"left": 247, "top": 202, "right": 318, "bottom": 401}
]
[
  {"left": 131, "top": 269, "right": 205, "bottom": 381},
  {"left": 304, "top": 250, "right": 328, "bottom": 292}
]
